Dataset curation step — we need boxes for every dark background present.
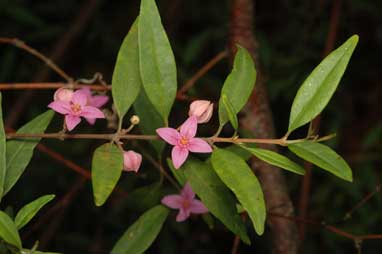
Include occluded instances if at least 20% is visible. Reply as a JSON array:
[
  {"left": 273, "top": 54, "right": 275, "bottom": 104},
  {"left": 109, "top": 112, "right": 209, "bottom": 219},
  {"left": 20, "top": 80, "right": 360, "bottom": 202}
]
[{"left": 0, "top": 0, "right": 381, "bottom": 253}]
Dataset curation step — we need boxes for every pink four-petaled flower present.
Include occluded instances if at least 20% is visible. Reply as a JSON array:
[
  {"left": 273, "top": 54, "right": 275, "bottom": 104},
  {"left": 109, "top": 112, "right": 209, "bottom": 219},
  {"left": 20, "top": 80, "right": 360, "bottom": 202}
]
[
  {"left": 161, "top": 182, "right": 208, "bottom": 222},
  {"left": 48, "top": 89, "right": 105, "bottom": 131},
  {"left": 156, "top": 116, "right": 212, "bottom": 169}
]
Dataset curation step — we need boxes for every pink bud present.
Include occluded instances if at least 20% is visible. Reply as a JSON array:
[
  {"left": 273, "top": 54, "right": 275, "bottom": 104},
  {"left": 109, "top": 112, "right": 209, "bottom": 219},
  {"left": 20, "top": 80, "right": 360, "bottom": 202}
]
[
  {"left": 123, "top": 150, "right": 142, "bottom": 173},
  {"left": 188, "top": 100, "right": 213, "bottom": 124},
  {"left": 54, "top": 88, "right": 74, "bottom": 102}
]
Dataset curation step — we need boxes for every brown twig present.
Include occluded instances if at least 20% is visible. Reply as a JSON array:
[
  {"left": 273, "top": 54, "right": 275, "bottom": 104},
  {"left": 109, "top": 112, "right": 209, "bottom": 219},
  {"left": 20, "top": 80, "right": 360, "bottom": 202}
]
[
  {"left": 177, "top": 50, "right": 228, "bottom": 98},
  {"left": 0, "top": 38, "right": 73, "bottom": 82},
  {"left": 0, "top": 82, "right": 110, "bottom": 91},
  {"left": 269, "top": 212, "right": 382, "bottom": 241},
  {"left": 298, "top": 0, "right": 342, "bottom": 244}
]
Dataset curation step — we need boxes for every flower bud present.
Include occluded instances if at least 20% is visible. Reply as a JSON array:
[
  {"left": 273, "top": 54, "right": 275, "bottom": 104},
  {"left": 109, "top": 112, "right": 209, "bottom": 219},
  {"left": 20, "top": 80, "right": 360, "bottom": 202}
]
[
  {"left": 54, "top": 88, "right": 74, "bottom": 102},
  {"left": 123, "top": 150, "right": 142, "bottom": 173},
  {"left": 130, "top": 115, "right": 140, "bottom": 125},
  {"left": 188, "top": 100, "right": 213, "bottom": 123}
]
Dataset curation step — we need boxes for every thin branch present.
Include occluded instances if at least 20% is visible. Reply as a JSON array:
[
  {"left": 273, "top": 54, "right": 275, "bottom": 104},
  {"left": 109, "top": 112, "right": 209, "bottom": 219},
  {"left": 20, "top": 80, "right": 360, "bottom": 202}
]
[
  {"left": 6, "top": 132, "right": 336, "bottom": 146},
  {"left": 0, "top": 38, "right": 73, "bottom": 82},
  {"left": 0, "top": 82, "right": 110, "bottom": 91},
  {"left": 177, "top": 50, "right": 228, "bottom": 98}
]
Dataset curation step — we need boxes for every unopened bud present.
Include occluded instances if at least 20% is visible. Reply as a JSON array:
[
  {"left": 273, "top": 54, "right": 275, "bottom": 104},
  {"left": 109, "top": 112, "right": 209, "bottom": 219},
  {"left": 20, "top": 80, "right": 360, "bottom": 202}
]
[
  {"left": 130, "top": 115, "right": 140, "bottom": 125},
  {"left": 188, "top": 100, "right": 213, "bottom": 124},
  {"left": 54, "top": 88, "right": 74, "bottom": 102},
  {"left": 123, "top": 150, "right": 142, "bottom": 173}
]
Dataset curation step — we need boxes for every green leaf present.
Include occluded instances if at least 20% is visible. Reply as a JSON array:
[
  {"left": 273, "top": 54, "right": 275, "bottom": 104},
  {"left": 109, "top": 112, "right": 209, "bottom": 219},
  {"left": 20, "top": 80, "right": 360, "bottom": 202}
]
[
  {"left": 138, "top": 0, "right": 177, "bottom": 123},
  {"left": 288, "top": 141, "right": 352, "bottom": 181},
  {"left": 0, "top": 210, "right": 21, "bottom": 249},
  {"left": 183, "top": 158, "right": 250, "bottom": 244},
  {"left": 15, "top": 194, "right": 55, "bottom": 230},
  {"left": 125, "top": 182, "right": 162, "bottom": 212},
  {"left": 211, "top": 148, "right": 266, "bottom": 235},
  {"left": 4, "top": 110, "right": 54, "bottom": 195},
  {"left": 222, "top": 94, "right": 238, "bottom": 130},
  {"left": 241, "top": 146, "right": 305, "bottom": 175},
  {"left": 167, "top": 158, "right": 186, "bottom": 186},
  {"left": 111, "top": 205, "right": 169, "bottom": 254},
  {"left": 112, "top": 18, "right": 141, "bottom": 120},
  {"left": 91, "top": 143, "right": 124, "bottom": 206},
  {"left": 21, "top": 250, "right": 62, "bottom": 254},
  {"left": 0, "top": 93, "right": 6, "bottom": 201},
  {"left": 133, "top": 90, "right": 165, "bottom": 155},
  {"left": 219, "top": 46, "right": 256, "bottom": 126},
  {"left": 288, "top": 35, "right": 359, "bottom": 132}
]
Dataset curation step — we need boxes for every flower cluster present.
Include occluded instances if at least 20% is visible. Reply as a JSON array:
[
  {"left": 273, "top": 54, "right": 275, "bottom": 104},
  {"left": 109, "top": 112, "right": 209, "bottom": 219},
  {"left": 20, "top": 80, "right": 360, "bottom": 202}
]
[
  {"left": 49, "top": 87, "right": 108, "bottom": 130},
  {"left": 156, "top": 100, "right": 214, "bottom": 169}
]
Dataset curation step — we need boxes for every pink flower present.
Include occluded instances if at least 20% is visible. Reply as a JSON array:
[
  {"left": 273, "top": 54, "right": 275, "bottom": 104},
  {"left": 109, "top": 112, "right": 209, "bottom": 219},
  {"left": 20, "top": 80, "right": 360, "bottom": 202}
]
[
  {"left": 78, "top": 87, "right": 109, "bottom": 125},
  {"left": 48, "top": 89, "right": 105, "bottom": 131},
  {"left": 123, "top": 150, "right": 142, "bottom": 173},
  {"left": 161, "top": 182, "right": 208, "bottom": 222},
  {"left": 156, "top": 116, "right": 212, "bottom": 169},
  {"left": 54, "top": 88, "right": 74, "bottom": 102},
  {"left": 188, "top": 100, "right": 213, "bottom": 124}
]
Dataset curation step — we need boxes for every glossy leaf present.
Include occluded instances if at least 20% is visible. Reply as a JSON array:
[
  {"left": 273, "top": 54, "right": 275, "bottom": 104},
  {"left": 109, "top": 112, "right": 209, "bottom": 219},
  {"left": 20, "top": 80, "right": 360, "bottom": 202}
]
[
  {"left": 138, "top": 0, "right": 177, "bottom": 122},
  {"left": 111, "top": 205, "right": 169, "bottom": 254},
  {"left": 112, "top": 18, "right": 141, "bottom": 120},
  {"left": 15, "top": 194, "right": 55, "bottom": 229},
  {"left": 0, "top": 210, "right": 21, "bottom": 249},
  {"left": 288, "top": 35, "right": 359, "bottom": 132},
  {"left": 211, "top": 148, "right": 266, "bottom": 235},
  {"left": 4, "top": 110, "right": 54, "bottom": 195},
  {"left": 133, "top": 90, "right": 165, "bottom": 155},
  {"left": 183, "top": 158, "right": 250, "bottom": 244},
  {"left": 219, "top": 46, "right": 256, "bottom": 126},
  {"left": 241, "top": 146, "right": 305, "bottom": 175},
  {"left": 0, "top": 93, "right": 6, "bottom": 201},
  {"left": 222, "top": 94, "right": 238, "bottom": 130},
  {"left": 92, "top": 143, "right": 124, "bottom": 206},
  {"left": 288, "top": 141, "right": 352, "bottom": 181}
]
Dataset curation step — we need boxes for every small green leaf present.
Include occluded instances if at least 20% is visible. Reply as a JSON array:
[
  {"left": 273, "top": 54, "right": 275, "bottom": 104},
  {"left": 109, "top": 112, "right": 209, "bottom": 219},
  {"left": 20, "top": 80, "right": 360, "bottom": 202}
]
[
  {"left": 219, "top": 46, "right": 256, "bottom": 126},
  {"left": 21, "top": 250, "right": 62, "bottom": 254},
  {"left": 138, "top": 0, "right": 177, "bottom": 122},
  {"left": 241, "top": 146, "right": 305, "bottom": 175},
  {"left": 0, "top": 93, "right": 6, "bottom": 201},
  {"left": 15, "top": 194, "right": 55, "bottom": 230},
  {"left": 288, "top": 141, "right": 353, "bottom": 181},
  {"left": 167, "top": 158, "right": 186, "bottom": 186},
  {"left": 125, "top": 182, "right": 162, "bottom": 212},
  {"left": 133, "top": 90, "right": 165, "bottom": 155},
  {"left": 92, "top": 143, "right": 124, "bottom": 206},
  {"left": 288, "top": 35, "right": 359, "bottom": 132},
  {"left": 183, "top": 158, "right": 250, "bottom": 244},
  {"left": 112, "top": 18, "right": 141, "bottom": 120},
  {"left": 111, "top": 205, "right": 169, "bottom": 254},
  {"left": 4, "top": 110, "right": 54, "bottom": 195},
  {"left": 0, "top": 210, "right": 22, "bottom": 249},
  {"left": 222, "top": 94, "right": 238, "bottom": 130},
  {"left": 211, "top": 148, "right": 266, "bottom": 235}
]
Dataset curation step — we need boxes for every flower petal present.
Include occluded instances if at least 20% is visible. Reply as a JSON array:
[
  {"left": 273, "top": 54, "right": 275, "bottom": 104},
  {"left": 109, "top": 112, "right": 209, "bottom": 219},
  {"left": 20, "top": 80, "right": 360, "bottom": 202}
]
[
  {"left": 161, "top": 195, "right": 183, "bottom": 209},
  {"left": 179, "top": 116, "right": 198, "bottom": 138},
  {"left": 72, "top": 89, "right": 88, "bottom": 106},
  {"left": 65, "top": 115, "right": 81, "bottom": 131},
  {"left": 181, "top": 182, "right": 195, "bottom": 200},
  {"left": 172, "top": 146, "right": 189, "bottom": 169},
  {"left": 188, "top": 138, "right": 213, "bottom": 153},
  {"left": 78, "top": 87, "right": 92, "bottom": 98},
  {"left": 90, "top": 95, "right": 109, "bottom": 108},
  {"left": 48, "top": 101, "right": 71, "bottom": 115},
  {"left": 189, "top": 200, "right": 208, "bottom": 214},
  {"left": 176, "top": 208, "right": 191, "bottom": 222},
  {"left": 156, "top": 128, "right": 180, "bottom": 145},
  {"left": 80, "top": 106, "right": 105, "bottom": 119},
  {"left": 85, "top": 118, "right": 96, "bottom": 125}
]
